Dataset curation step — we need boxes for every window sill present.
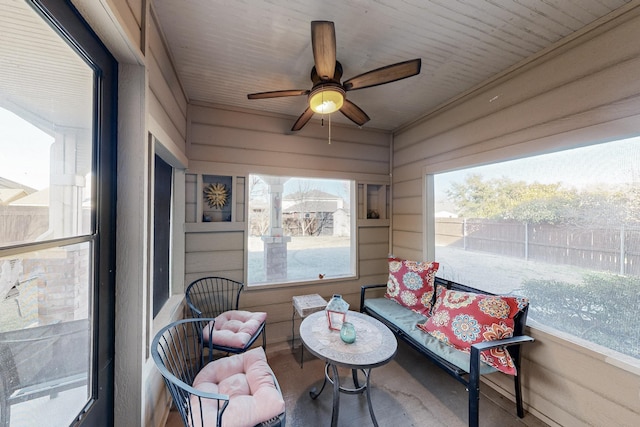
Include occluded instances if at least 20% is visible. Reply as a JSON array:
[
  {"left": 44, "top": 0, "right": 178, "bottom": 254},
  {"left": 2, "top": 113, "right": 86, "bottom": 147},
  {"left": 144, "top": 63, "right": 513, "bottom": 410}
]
[
  {"left": 528, "top": 319, "right": 640, "bottom": 376},
  {"left": 185, "top": 222, "right": 246, "bottom": 232},
  {"left": 357, "top": 219, "right": 390, "bottom": 227},
  {"left": 152, "top": 294, "right": 185, "bottom": 338},
  {"left": 246, "top": 274, "right": 358, "bottom": 291}
]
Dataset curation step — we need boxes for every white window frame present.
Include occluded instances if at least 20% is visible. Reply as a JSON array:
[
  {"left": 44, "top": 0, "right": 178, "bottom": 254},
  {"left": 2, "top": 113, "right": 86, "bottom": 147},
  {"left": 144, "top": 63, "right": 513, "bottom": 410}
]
[{"left": 246, "top": 174, "right": 357, "bottom": 287}]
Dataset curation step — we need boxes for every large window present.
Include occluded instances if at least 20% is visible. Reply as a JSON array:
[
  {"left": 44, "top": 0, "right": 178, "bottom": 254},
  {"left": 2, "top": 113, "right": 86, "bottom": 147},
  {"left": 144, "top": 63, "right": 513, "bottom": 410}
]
[
  {"left": 247, "top": 175, "right": 355, "bottom": 285},
  {"left": 0, "top": 1, "right": 116, "bottom": 425},
  {"left": 433, "top": 137, "right": 640, "bottom": 361}
]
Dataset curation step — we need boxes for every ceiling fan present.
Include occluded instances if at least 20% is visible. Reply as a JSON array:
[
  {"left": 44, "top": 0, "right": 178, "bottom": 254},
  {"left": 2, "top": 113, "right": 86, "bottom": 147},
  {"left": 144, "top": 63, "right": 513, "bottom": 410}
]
[{"left": 247, "top": 21, "right": 421, "bottom": 131}]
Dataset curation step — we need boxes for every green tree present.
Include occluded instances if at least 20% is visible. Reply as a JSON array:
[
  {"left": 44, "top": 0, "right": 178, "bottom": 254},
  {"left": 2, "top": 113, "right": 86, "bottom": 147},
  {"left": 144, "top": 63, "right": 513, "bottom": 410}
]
[
  {"left": 447, "top": 174, "right": 569, "bottom": 223},
  {"left": 627, "top": 185, "right": 640, "bottom": 224},
  {"left": 447, "top": 174, "right": 639, "bottom": 226}
]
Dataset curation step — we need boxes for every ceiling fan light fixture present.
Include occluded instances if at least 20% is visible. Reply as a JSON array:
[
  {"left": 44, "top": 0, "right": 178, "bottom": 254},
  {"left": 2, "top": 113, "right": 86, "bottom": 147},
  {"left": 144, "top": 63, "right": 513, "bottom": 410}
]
[{"left": 309, "top": 84, "right": 345, "bottom": 114}]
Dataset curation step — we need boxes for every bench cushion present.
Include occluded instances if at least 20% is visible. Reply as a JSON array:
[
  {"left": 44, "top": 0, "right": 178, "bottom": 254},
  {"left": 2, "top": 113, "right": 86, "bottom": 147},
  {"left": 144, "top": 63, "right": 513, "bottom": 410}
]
[
  {"left": 385, "top": 257, "right": 439, "bottom": 316},
  {"left": 191, "top": 346, "right": 285, "bottom": 427},
  {"left": 363, "top": 297, "right": 497, "bottom": 375},
  {"left": 418, "top": 288, "right": 528, "bottom": 375},
  {"left": 203, "top": 310, "right": 267, "bottom": 349}
]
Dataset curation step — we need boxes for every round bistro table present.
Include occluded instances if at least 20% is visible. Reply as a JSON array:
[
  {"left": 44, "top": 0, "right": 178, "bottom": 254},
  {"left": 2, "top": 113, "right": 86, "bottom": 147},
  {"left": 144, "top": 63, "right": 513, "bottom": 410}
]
[{"left": 299, "top": 310, "right": 398, "bottom": 427}]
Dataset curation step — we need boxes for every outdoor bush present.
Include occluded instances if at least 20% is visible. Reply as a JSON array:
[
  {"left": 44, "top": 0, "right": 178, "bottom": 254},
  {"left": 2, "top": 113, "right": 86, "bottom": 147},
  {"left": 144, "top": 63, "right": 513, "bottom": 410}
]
[{"left": 522, "top": 273, "right": 640, "bottom": 358}]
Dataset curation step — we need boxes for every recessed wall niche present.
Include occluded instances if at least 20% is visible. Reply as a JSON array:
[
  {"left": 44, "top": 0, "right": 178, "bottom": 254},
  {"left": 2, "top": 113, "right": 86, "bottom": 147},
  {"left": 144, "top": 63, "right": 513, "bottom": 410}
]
[
  {"left": 185, "top": 173, "right": 246, "bottom": 226},
  {"left": 357, "top": 183, "right": 389, "bottom": 222}
]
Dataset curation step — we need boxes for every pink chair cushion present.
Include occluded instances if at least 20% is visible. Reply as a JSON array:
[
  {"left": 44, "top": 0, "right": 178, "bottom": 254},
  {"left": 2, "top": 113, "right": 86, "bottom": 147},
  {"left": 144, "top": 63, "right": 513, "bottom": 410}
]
[
  {"left": 191, "top": 347, "right": 285, "bottom": 427},
  {"left": 203, "top": 310, "right": 267, "bottom": 349}
]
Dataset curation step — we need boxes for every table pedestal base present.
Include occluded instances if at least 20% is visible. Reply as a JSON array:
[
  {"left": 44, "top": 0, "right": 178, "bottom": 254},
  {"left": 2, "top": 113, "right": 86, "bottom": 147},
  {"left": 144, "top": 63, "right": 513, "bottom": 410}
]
[{"left": 309, "top": 363, "right": 378, "bottom": 427}]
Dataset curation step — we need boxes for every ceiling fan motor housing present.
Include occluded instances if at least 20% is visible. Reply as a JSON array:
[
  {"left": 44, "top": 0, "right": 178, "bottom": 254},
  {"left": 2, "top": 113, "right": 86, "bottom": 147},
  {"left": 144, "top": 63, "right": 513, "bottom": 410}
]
[
  {"left": 309, "top": 83, "right": 345, "bottom": 114},
  {"left": 310, "top": 61, "right": 343, "bottom": 84}
]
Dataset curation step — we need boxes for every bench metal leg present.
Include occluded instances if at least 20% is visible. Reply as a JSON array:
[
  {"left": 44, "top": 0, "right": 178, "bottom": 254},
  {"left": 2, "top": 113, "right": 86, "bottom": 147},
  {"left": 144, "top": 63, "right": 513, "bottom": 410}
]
[
  {"left": 469, "top": 348, "right": 481, "bottom": 427},
  {"left": 515, "top": 373, "right": 524, "bottom": 418}
]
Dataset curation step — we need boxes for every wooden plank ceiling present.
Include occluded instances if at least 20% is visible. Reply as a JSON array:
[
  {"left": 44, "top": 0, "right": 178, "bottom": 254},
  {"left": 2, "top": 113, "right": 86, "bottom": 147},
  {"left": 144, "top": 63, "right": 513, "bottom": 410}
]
[
  {"left": 153, "top": 0, "right": 634, "bottom": 132},
  {"left": 0, "top": 1, "right": 635, "bottom": 134}
]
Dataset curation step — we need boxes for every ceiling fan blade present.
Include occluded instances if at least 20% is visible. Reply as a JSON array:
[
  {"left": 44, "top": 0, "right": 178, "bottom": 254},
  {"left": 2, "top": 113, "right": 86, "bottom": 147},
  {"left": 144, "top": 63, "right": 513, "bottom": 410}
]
[
  {"left": 311, "top": 21, "right": 336, "bottom": 80},
  {"left": 248, "top": 90, "right": 309, "bottom": 99},
  {"left": 343, "top": 58, "right": 421, "bottom": 91},
  {"left": 291, "top": 107, "right": 315, "bottom": 131},
  {"left": 339, "top": 99, "right": 370, "bottom": 126}
]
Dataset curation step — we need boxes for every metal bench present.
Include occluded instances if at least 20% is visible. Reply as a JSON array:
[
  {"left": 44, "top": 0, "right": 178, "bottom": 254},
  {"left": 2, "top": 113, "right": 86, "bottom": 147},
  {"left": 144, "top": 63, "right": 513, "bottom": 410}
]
[{"left": 360, "top": 278, "right": 534, "bottom": 427}]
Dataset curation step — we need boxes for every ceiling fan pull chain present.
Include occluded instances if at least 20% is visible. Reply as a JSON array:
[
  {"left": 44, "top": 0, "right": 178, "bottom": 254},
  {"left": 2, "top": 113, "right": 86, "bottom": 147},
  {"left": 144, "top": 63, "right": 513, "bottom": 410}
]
[
  {"left": 328, "top": 112, "right": 332, "bottom": 145},
  {"left": 322, "top": 88, "right": 325, "bottom": 127},
  {"left": 320, "top": 86, "right": 325, "bottom": 128}
]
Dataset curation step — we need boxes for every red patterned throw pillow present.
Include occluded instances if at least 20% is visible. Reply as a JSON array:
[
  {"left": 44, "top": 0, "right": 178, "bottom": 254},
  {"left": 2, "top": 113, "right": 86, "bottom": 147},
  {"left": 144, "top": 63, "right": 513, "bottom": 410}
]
[
  {"left": 418, "top": 287, "right": 528, "bottom": 375},
  {"left": 385, "top": 257, "right": 439, "bottom": 316}
]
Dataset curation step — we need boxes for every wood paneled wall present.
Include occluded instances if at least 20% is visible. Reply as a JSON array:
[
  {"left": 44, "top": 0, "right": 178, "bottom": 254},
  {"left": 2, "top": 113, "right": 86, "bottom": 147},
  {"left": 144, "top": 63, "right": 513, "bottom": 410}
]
[
  {"left": 148, "top": 11, "right": 188, "bottom": 156},
  {"left": 185, "top": 104, "right": 392, "bottom": 346},
  {"left": 392, "top": 7, "right": 640, "bottom": 427}
]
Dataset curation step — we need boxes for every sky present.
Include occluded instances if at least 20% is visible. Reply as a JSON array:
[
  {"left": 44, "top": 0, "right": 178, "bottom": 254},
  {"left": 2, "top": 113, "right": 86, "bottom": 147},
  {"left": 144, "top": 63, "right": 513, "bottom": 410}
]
[
  {"left": 434, "top": 136, "right": 640, "bottom": 212},
  {"left": 250, "top": 175, "right": 351, "bottom": 201},
  {"left": 0, "top": 108, "right": 53, "bottom": 190}
]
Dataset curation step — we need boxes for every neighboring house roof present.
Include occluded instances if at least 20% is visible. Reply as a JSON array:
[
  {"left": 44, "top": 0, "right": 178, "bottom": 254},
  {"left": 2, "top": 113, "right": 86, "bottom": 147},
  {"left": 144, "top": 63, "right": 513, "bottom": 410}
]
[
  {"left": 8, "top": 188, "right": 49, "bottom": 207},
  {"left": 283, "top": 190, "right": 350, "bottom": 214},
  {"left": 284, "top": 190, "right": 339, "bottom": 201},
  {"left": 0, "top": 189, "right": 28, "bottom": 205},
  {"left": 0, "top": 177, "right": 40, "bottom": 205},
  {"left": 0, "top": 177, "right": 36, "bottom": 193}
]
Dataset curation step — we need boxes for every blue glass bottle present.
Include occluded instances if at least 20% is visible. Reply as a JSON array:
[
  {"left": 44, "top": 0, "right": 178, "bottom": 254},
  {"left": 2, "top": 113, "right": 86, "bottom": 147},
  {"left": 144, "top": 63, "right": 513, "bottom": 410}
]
[{"left": 340, "top": 322, "right": 356, "bottom": 343}]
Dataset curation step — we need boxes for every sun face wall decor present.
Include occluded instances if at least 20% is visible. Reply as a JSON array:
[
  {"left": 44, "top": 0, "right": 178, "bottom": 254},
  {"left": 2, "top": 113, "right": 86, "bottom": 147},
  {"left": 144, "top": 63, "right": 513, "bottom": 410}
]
[
  {"left": 201, "top": 174, "right": 233, "bottom": 222},
  {"left": 204, "top": 182, "right": 228, "bottom": 209}
]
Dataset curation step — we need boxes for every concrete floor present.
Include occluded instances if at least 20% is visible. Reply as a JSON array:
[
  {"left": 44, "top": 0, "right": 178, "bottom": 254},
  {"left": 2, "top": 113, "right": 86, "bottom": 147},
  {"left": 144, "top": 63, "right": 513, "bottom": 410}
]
[{"left": 166, "top": 340, "right": 549, "bottom": 427}]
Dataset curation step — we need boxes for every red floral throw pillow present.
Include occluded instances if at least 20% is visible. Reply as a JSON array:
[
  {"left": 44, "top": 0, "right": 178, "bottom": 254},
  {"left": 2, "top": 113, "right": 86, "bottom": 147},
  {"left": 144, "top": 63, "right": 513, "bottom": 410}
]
[
  {"left": 385, "top": 257, "right": 439, "bottom": 316},
  {"left": 418, "top": 287, "right": 528, "bottom": 375}
]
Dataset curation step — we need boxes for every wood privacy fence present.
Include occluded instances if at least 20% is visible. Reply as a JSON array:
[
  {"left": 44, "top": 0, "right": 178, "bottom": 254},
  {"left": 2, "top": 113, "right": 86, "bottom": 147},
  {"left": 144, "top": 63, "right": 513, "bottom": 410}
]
[{"left": 435, "top": 218, "right": 640, "bottom": 276}]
